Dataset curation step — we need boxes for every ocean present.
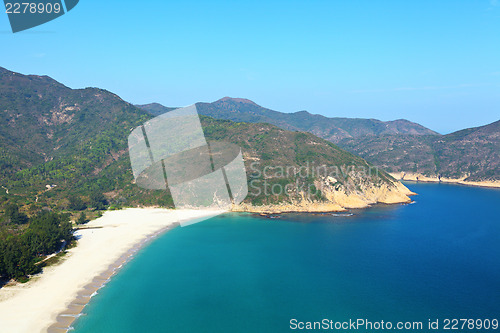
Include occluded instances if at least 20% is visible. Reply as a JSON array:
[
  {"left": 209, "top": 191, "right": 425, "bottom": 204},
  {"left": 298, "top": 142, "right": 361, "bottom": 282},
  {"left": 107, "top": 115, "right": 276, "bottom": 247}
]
[{"left": 72, "top": 183, "right": 500, "bottom": 332}]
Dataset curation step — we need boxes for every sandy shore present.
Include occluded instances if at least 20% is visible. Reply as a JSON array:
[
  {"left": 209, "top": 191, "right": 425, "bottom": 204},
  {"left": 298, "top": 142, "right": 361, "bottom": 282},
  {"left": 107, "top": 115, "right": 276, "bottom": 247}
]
[
  {"left": 0, "top": 208, "right": 223, "bottom": 333},
  {"left": 390, "top": 172, "right": 500, "bottom": 189}
]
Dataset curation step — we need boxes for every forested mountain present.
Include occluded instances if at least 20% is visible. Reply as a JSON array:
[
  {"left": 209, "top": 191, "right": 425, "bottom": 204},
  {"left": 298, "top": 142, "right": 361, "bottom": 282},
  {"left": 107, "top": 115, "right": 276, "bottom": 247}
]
[
  {"left": 0, "top": 67, "right": 414, "bottom": 280},
  {"left": 0, "top": 67, "right": 153, "bottom": 281},
  {"left": 338, "top": 120, "right": 500, "bottom": 181},
  {"left": 138, "top": 99, "right": 498, "bottom": 182},
  {"left": 0, "top": 66, "right": 155, "bottom": 207},
  {"left": 0, "top": 67, "right": 495, "bottom": 281},
  {"left": 137, "top": 97, "right": 438, "bottom": 143},
  {"left": 0, "top": 67, "right": 410, "bottom": 213},
  {"left": 0, "top": 66, "right": 149, "bottom": 174}
]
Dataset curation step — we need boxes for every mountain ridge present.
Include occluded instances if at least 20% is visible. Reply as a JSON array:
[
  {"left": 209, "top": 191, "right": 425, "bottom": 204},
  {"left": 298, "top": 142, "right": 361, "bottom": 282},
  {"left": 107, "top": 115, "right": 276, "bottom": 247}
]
[
  {"left": 338, "top": 120, "right": 500, "bottom": 182},
  {"left": 0, "top": 67, "right": 413, "bottom": 214},
  {"left": 137, "top": 98, "right": 498, "bottom": 184},
  {"left": 136, "top": 97, "right": 440, "bottom": 142}
]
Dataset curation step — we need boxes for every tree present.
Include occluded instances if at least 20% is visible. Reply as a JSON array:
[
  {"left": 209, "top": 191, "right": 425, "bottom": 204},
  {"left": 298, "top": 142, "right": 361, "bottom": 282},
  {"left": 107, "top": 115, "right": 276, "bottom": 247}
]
[
  {"left": 59, "top": 219, "right": 73, "bottom": 243},
  {"left": 68, "top": 195, "right": 86, "bottom": 211},
  {"left": 0, "top": 240, "right": 6, "bottom": 278},
  {"left": 5, "top": 204, "right": 28, "bottom": 225},
  {"left": 90, "top": 192, "right": 107, "bottom": 211},
  {"left": 76, "top": 212, "right": 87, "bottom": 225}
]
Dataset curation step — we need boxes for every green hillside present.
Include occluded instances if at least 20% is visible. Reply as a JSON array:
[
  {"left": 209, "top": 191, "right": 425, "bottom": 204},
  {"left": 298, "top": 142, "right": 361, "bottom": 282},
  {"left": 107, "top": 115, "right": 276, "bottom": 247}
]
[
  {"left": 338, "top": 120, "right": 500, "bottom": 181},
  {"left": 137, "top": 98, "right": 499, "bottom": 182},
  {"left": 0, "top": 67, "right": 412, "bottom": 281},
  {"left": 0, "top": 67, "right": 399, "bottom": 213},
  {"left": 137, "top": 97, "right": 438, "bottom": 142}
]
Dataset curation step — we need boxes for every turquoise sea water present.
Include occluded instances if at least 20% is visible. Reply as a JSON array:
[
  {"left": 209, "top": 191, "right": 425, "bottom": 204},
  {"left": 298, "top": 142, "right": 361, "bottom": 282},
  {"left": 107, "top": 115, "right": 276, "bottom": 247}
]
[{"left": 72, "top": 183, "right": 500, "bottom": 333}]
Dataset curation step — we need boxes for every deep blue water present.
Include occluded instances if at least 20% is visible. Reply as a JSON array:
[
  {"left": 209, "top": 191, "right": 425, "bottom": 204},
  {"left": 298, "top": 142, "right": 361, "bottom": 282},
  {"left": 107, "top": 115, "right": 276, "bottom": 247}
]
[{"left": 72, "top": 183, "right": 500, "bottom": 332}]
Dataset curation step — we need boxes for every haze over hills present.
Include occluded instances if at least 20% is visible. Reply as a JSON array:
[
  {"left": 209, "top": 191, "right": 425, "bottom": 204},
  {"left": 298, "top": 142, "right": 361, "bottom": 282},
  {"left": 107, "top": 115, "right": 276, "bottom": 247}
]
[
  {"left": 138, "top": 98, "right": 499, "bottom": 183},
  {"left": 0, "top": 67, "right": 411, "bottom": 214},
  {"left": 137, "top": 97, "right": 439, "bottom": 143}
]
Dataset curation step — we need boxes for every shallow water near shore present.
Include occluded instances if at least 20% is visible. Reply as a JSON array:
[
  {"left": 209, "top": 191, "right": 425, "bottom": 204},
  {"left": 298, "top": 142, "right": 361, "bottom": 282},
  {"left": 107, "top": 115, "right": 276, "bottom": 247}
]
[{"left": 72, "top": 183, "right": 500, "bottom": 333}]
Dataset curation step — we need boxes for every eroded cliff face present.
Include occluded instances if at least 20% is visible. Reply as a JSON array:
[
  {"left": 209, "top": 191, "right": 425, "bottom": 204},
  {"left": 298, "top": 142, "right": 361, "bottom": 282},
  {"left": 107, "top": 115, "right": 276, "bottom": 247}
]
[
  {"left": 318, "top": 178, "right": 413, "bottom": 209},
  {"left": 232, "top": 171, "right": 414, "bottom": 213}
]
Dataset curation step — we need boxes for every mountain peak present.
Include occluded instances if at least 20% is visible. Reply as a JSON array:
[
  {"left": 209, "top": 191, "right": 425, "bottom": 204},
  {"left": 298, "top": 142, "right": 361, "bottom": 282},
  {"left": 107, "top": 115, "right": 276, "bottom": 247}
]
[
  {"left": 293, "top": 110, "right": 311, "bottom": 115},
  {"left": 216, "top": 97, "right": 258, "bottom": 105},
  {"left": 135, "top": 103, "right": 176, "bottom": 116}
]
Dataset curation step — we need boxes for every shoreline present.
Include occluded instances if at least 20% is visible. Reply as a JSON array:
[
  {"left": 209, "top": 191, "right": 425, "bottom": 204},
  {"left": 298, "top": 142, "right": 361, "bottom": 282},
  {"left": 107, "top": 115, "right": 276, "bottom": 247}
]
[
  {"left": 47, "top": 222, "right": 178, "bottom": 333},
  {"left": 231, "top": 181, "right": 415, "bottom": 214},
  {"left": 231, "top": 202, "right": 346, "bottom": 214},
  {"left": 231, "top": 198, "right": 414, "bottom": 214},
  {"left": 390, "top": 172, "right": 500, "bottom": 189},
  {"left": 0, "top": 208, "right": 223, "bottom": 333}
]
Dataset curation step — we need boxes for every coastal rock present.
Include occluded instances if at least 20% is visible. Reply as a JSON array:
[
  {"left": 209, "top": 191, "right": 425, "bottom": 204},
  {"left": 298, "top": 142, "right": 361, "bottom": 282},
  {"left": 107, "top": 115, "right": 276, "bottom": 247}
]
[{"left": 232, "top": 174, "right": 413, "bottom": 213}]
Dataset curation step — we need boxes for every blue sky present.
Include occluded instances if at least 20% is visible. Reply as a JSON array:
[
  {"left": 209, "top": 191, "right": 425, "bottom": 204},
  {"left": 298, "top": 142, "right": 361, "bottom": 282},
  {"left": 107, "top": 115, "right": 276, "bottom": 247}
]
[{"left": 1, "top": 0, "right": 499, "bottom": 134}]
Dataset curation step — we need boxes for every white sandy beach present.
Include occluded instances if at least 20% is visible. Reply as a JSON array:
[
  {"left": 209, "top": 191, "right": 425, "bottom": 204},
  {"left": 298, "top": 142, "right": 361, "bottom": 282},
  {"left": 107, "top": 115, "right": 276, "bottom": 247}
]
[{"left": 0, "top": 208, "right": 223, "bottom": 333}]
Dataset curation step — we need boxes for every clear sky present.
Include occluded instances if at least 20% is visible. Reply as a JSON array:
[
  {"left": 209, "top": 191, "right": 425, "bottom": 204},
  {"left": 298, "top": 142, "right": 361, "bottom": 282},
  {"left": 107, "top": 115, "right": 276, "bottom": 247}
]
[{"left": 1, "top": 0, "right": 499, "bottom": 134}]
